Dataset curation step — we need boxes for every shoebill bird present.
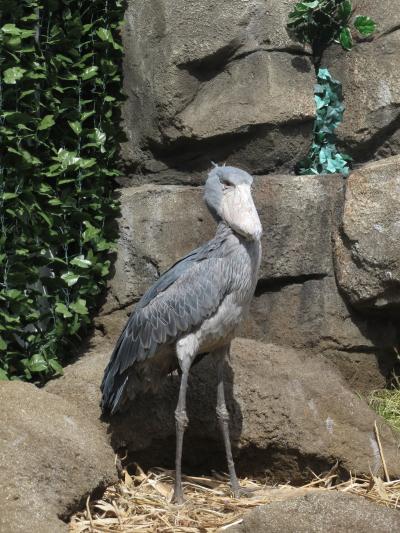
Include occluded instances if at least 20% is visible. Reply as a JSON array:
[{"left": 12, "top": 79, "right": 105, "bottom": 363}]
[{"left": 101, "top": 165, "right": 262, "bottom": 504}]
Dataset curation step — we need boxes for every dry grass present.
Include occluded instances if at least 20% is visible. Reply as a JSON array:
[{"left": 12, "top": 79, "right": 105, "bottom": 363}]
[{"left": 69, "top": 464, "right": 400, "bottom": 533}]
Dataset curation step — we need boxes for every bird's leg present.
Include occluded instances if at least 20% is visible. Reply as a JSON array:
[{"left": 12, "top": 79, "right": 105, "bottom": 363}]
[
  {"left": 216, "top": 346, "right": 250, "bottom": 498},
  {"left": 172, "top": 365, "right": 190, "bottom": 504}
]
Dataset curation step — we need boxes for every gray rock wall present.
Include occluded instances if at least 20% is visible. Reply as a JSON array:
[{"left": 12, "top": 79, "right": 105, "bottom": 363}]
[{"left": 121, "top": 0, "right": 315, "bottom": 182}]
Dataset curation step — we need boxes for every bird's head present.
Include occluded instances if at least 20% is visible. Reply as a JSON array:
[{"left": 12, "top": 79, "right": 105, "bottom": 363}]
[{"left": 204, "top": 165, "right": 262, "bottom": 241}]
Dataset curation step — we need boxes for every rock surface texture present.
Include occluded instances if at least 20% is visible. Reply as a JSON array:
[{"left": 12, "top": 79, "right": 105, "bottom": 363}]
[
  {"left": 46, "top": 336, "right": 400, "bottom": 484},
  {"left": 0, "top": 381, "right": 117, "bottom": 533},
  {"left": 335, "top": 156, "right": 400, "bottom": 314},
  {"left": 121, "top": 0, "right": 315, "bottom": 181},
  {"left": 324, "top": 0, "right": 400, "bottom": 161},
  {"left": 228, "top": 492, "right": 400, "bottom": 533}
]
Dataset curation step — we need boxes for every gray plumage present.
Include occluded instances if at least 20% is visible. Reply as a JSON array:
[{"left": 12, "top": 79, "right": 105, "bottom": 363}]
[{"left": 101, "top": 165, "right": 262, "bottom": 503}]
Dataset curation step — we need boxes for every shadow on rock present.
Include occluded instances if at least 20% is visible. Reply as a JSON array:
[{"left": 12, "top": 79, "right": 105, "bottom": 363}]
[
  {"left": 105, "top": 338, "right": 400, "bottom": 484},
  {"left": 107, "top": 355, "right": 243, "bottom": 475}
]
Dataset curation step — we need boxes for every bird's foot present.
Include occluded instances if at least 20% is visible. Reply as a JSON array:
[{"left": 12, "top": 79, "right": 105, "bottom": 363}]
[
  {"left": 231, "top": 485, "right": 258, "bottom": 499},
  {"left": 171, "top": 488, "right": 185, "bottom": 505}
]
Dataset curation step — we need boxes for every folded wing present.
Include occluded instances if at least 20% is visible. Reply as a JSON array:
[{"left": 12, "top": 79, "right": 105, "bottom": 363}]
[{"left": 101, "top": 256, "right": 231, "bottom": 414}]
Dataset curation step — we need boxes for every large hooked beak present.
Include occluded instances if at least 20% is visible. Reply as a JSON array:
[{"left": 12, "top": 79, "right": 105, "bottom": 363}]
[{"left": 221, "top": 184, "right": 262, "bottom": 241}]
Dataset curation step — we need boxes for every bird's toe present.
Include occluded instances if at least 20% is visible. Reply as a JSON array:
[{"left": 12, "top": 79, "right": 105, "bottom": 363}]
[
  {"left": 232, "top": 485, "right": 258, "bottom": 499},
  {"left": 171, "top": 490, "right": 185, "bottom": 505}
]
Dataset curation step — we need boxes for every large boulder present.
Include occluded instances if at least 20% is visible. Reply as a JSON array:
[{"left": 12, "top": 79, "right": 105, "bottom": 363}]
[
  {"left": 324, "top": 1, "right": 400, "bottom": 162},
  {"left": 334, "top": 156, "right": 400, "bottom": 314},
  {"left": 255, "top": 175, "right": 343, "bottom": 280},
  {"left": 228, "top": 492, "right": 400, "bottom": 533},
  {"left": 0, "top": 381, "right": 117, "bottom": 533},
  {"left": 242, "top": 275, "right": 397, "bottom": 391},
  {"left": 121, "top": 0, "right": 315, "bottom": 181},
  {"left": 46, "top": 336, "right": 400, "bottom": 484}
]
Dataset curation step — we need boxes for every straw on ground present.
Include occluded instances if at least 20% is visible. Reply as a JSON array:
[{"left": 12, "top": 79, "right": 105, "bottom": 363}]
[{"left": 70, "top": 464, "right": 400, "bottom": 533}]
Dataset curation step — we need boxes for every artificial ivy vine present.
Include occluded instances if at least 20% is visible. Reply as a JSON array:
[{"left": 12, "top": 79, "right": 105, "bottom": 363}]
[
  {"left": 298, "top": 68, "right": 350, "bottom": 176},
  {"left": 287, "top": 1, "right": 376, "bottom": 176},
  {"left": 0, "top": 0, "right": 124, "bottom": 381}
]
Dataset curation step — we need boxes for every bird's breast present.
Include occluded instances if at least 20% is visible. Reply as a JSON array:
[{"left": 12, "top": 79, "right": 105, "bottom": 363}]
[
  {"left": 192, "top": 293, "right": 246, "bottom": 353},
  {"left": 178, "top": 237, "right": 261, "bottom": 356}
]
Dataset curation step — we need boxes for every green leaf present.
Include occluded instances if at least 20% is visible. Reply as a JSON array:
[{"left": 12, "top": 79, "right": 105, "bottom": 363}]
[
  {"left": 318, "top": 68, "right": 331, "bottom": 80},
  {"left": 39, "top": 183, "right": 53, "bottom": 195},
  {"left": 1, "top": 24, "right": 35, "bottom": 38},
  {"left": 28, "top": 354, "right": 48, "bottom": 373},
  {"left": 5, "top": 289, "right": 23, "bottom": 300},
  {"left": 339, "top": 26, "right": 353, "bottom": 50},
  {"left": 0, "top": 337, "right": 7, "bottom": 351},
  {"left": 2, "top": 192, "right": 18, "bottom": 200},
  {"left": 354, "top": 16, "right": 377, "bottom": 36},
  {"left": 29, "top": 362, "right": 48, "bottom": 373},
  {"left": 81, "top": 111, "right": 95, "bottom": 122},
  {"left": 82, "top": 221, "right": 100, "bottom": 242},
  {"left": 293, "top": 1, "right": 319, "bottom": 13},
  {"left": 81, "top": 66, "right": 98, "bottom": 80},
  {"left": 38, "top": 114, "right": 56, "bottom": 130},
  {"left": 1, "top": 23, "right": 22, "bottom": 35},
  {"left": 97, "top": 27, "right": 113, "bottom": 42},
  {"left": 20, "top": 89, "right": 36, "bottom": 98},
  {"left": 48, "top": 198, "right": 62, "bottom": 206},
  {"left": 338, "top": 1, "right": 352, "bottom": 21},
  {"left": 8, "top": 147, "right": 41, "bottom": 165},
  {"left": 3, "top": 66, "right": 26, "bottom": 84},
  {"left": 70, "top": 298, "right": 88, "bottom": 315},
  {"left": 68, "top": 121, "right": 82, "bottom": 135},
  {"left": 56, "top": 148, "right": 80, "bottom": 169},
  {"left": 315, "top": 95, "right": 326, "bottom": 110},
  {"left": 79, "top": 158, "right": 97, "bottom": 169},
  {"left": 3, "top": 111, "right": 32, "bottom": 125},
  {"left": 94, "top": 128, "right": 106, "bottom": 145},
  {"left": 37, "top": 211, "right": 52, "bottom": 226},
  {"left": 61, "top": 271, "right": 80, "bottom": 287},
  {"left": 0, "top": 369, "right": 9, "bottom": 380},
  {"left": 55, "top": 302, "right": 73, "bottom": 318},
  {"left": 49, "top": 359, "right": 63, "bottom": 375},
  {"left": 70, "top": 255, "right": 92, "bottom": 268},
  {"left": 301, "top": 1, "right": 319, "bottom": 7}
]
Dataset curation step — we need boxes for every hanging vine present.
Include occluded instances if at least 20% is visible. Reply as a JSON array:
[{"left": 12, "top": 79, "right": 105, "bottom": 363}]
[
  {"left": 297, "top": 68, "right": 351, "bottom": 176},
  {"left": 0, "top": 0, "right": 125, "bottom": 381},
  {"left": 287, "top": 1, "right": 377, "bottom": 176}
]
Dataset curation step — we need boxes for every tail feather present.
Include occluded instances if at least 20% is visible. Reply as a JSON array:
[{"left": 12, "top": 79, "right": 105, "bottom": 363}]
[
  {"left": 101, "top": 334, "right": 157, "bottom": 414},
  {"left": 101, "top": 333, "right": 128, "bottom": 414}
]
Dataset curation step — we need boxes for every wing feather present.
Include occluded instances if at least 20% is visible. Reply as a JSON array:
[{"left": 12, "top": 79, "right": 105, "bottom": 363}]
[{"left": 101, "top": 256, "right": 231, "bottom": 413}]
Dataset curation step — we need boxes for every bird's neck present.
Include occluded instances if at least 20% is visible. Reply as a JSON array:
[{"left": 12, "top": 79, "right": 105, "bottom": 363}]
[
  {"left": 215, "top": 220, "right": 259, "bottom": 243},
  {"left": 213, "top": 221, "right": 261, "bottom": 275},
  {"left": 215, "top": 220, "right": 234, "bottom": 239}
]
